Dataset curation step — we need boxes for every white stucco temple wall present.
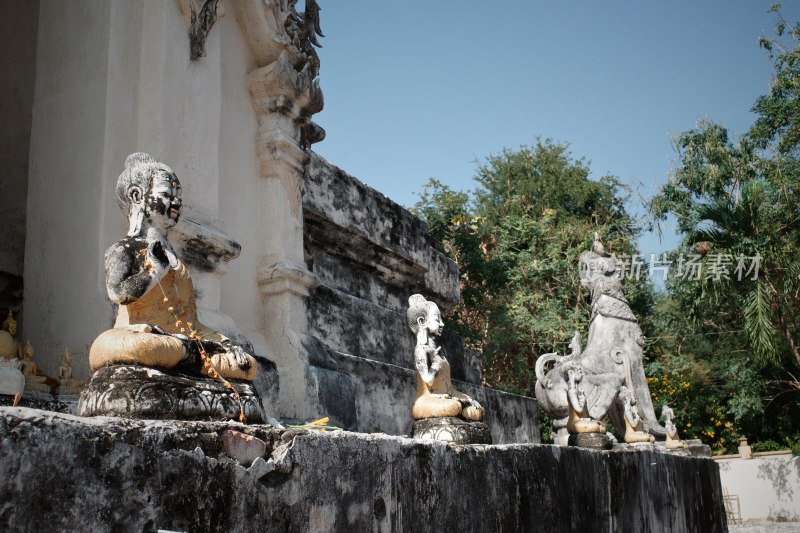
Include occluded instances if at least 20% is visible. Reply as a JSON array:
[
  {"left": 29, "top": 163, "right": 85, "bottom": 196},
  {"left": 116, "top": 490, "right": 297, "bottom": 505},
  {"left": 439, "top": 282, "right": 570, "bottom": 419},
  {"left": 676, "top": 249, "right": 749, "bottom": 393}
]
[{"left": 23, "top": 1, "right": 264, "bottom": 378}]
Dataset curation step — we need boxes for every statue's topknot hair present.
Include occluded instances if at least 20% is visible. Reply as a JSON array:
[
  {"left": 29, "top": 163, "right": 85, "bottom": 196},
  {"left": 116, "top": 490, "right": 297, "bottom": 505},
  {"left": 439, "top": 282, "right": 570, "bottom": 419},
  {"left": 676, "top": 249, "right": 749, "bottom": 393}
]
[{"left": 116, "top": 152, "right": 158, "bottom": 214}]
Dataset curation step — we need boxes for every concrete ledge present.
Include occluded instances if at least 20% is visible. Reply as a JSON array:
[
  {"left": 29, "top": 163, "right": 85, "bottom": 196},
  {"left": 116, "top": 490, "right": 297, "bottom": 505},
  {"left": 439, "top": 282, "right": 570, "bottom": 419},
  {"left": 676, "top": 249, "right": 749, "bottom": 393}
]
[{"left": 0, "top": 407, "right": 725, "bottom": 532}]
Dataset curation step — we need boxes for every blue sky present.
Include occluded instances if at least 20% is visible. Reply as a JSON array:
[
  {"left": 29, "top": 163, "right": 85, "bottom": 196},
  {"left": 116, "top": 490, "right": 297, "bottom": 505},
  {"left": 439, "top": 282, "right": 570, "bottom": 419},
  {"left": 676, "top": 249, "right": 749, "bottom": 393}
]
[{"left": 313, "top": 1, "right": 799, "bottom": 255}]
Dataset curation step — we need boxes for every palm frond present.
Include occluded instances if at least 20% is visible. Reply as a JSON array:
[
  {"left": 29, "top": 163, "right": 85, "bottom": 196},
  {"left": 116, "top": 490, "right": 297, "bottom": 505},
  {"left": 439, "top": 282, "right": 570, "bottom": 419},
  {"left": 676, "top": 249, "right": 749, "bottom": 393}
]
[{"left": 743, "top": 281, "right": 779, "bottom": 363}]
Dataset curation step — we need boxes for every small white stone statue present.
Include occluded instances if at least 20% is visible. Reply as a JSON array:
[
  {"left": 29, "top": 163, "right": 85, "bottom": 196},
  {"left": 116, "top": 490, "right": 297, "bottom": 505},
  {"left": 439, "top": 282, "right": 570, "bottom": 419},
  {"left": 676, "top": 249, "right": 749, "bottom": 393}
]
[
  {"left": 565, "top": 367, "right": 606, "bottom": 434},
  {"left": 661, "top": 404, "right": 687, "bottom": 449},
  {"left": 407, "top": 294, "right": 484, "bottom": 422},
  {"left": 619, "top": 386, "right": 655, "bottom": 443},
  {"left": 737, "top": 436, "right": 753, "bottom": 459}
]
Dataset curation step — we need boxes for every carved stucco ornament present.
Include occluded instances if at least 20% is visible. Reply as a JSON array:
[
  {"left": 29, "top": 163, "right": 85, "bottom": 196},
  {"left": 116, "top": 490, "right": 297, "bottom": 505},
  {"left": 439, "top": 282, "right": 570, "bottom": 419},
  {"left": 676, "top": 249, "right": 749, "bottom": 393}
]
[
  {"left": 169, "top": 216, "right": 242, "bottom": 273},
  {"left": 231, "top": 0, "right": 323, "bottom": 71},
  {"left": 176, "top": 0, "right": 223, "bottom": 60},
  {"left": 232, "top": 0, "right": 325, "bottom": 299},
  {"left": 229, "top": 1, "right": 329, "bottom": 421},
  {"left": 233, "top": 0, "right": 325, "bottom": 146}
]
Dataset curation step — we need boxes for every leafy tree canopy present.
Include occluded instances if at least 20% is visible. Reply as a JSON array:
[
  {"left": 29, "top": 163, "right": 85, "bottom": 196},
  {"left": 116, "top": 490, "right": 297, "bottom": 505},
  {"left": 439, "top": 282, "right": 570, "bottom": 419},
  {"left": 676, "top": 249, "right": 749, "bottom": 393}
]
[
  {"left": 413, "top": 9, "right": 800, "bottom": 453},
  {"left": 413, "top": 139, "right": 648, "bottom": 397},
  {"left": 646, "top": 8, "right": 800, "bottom": 451}
]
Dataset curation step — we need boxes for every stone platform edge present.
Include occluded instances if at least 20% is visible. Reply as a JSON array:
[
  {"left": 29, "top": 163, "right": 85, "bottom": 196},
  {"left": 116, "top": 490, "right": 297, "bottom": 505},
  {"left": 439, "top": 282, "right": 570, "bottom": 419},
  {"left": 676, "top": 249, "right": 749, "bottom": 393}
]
[{"left": 0, "top": 407, "right": 726, "bottom": 533}]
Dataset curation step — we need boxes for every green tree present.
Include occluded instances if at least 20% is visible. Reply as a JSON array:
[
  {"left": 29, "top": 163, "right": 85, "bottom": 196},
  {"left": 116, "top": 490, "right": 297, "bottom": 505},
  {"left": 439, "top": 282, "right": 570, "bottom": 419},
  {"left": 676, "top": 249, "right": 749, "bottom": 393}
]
[
  {"left": 647, "top": 10, "right": 800, "bottom": 450},
  {"left": 751, "top": 5, "right": 800, "bottom": 156},
  {"left": 413, "top": 140, "right": 646, "bottom": 399}
]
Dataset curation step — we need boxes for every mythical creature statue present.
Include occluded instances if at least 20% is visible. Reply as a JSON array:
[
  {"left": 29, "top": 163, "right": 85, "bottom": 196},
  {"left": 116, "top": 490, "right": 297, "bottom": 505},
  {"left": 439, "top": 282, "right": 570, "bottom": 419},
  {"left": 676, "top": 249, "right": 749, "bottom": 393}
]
[
  {"left": 407, "top": 294, "right": 484, "bottom": 422},
  {"left": 535, "top": 233, "right": 666, "bottom": 446},
  {"left": 88, "top": 153, "right": 257, "bottom": 381}
]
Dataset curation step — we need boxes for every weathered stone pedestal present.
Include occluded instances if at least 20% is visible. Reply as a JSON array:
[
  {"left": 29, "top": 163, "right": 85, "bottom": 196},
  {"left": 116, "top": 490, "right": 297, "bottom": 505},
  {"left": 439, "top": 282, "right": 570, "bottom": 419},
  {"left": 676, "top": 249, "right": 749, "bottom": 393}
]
[
  {"left": 0, "top": 394, "right": 69, "bottom": 412},
  {"left": 413, "top": 417, "right": 492, "bottom": 444},
  {"left": 614, "top": 438, "right": 712, "bottom": 458},
  {"left": 568, "top": 432, "right": 613, "bottom": 450},
  {"left": 77, "top": 365, "right": 265, "bottom": 423}
]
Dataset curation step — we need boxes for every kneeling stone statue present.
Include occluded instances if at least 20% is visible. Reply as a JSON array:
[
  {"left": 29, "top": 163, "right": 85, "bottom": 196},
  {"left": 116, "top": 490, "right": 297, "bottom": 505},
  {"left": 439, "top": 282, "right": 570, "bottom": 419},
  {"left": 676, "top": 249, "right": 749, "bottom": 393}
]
[
  {"left": 407, "top": 294, "right": 490, "bottom": 444},
  {"left": 78, "top": 153, "right": 266, "bottom": 422}
]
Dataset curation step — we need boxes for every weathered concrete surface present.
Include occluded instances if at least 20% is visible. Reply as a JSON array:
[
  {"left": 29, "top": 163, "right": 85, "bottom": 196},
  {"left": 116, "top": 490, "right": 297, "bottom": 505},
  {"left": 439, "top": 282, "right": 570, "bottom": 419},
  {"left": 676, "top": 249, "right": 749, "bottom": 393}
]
[
  {"left": 308, "top": 286, "right": 481, "bottom": 383},
  {"left": 0, "top": 407, "right": 726, "bottom": 532},
  {"left": 614, "top": 439, "right": 713, "bottom": 458}
]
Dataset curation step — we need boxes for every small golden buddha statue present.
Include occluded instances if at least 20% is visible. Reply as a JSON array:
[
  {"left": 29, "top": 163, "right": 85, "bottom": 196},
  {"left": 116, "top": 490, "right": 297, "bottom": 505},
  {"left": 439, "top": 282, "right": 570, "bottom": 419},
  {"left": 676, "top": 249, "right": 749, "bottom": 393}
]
[
  {"left": 2, "top": 309, "right": 17, "bottom": 336},
  {"left": 58, "top": 347, "right": 85, "bottom": 395},
  {"left": 0, "top": 310, "right": 16, "bottom": 359},
  {"left": 20, "top": 340, "right": 49, "bottom": 394}
]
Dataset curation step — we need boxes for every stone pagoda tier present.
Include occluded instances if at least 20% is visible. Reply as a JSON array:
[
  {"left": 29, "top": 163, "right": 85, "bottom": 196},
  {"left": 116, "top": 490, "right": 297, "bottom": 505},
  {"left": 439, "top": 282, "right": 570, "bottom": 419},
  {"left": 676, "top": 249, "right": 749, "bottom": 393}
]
[{"left": 301, "top": 154, "right": 539, "bottom": 442}]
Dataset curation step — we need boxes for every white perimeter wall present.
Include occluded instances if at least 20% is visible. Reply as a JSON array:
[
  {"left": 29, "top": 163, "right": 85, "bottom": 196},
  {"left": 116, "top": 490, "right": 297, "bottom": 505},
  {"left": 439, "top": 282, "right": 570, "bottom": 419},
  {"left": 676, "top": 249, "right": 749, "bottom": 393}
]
[{"left": 717, "top": 455, "right": 800, "bottom": 523}]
